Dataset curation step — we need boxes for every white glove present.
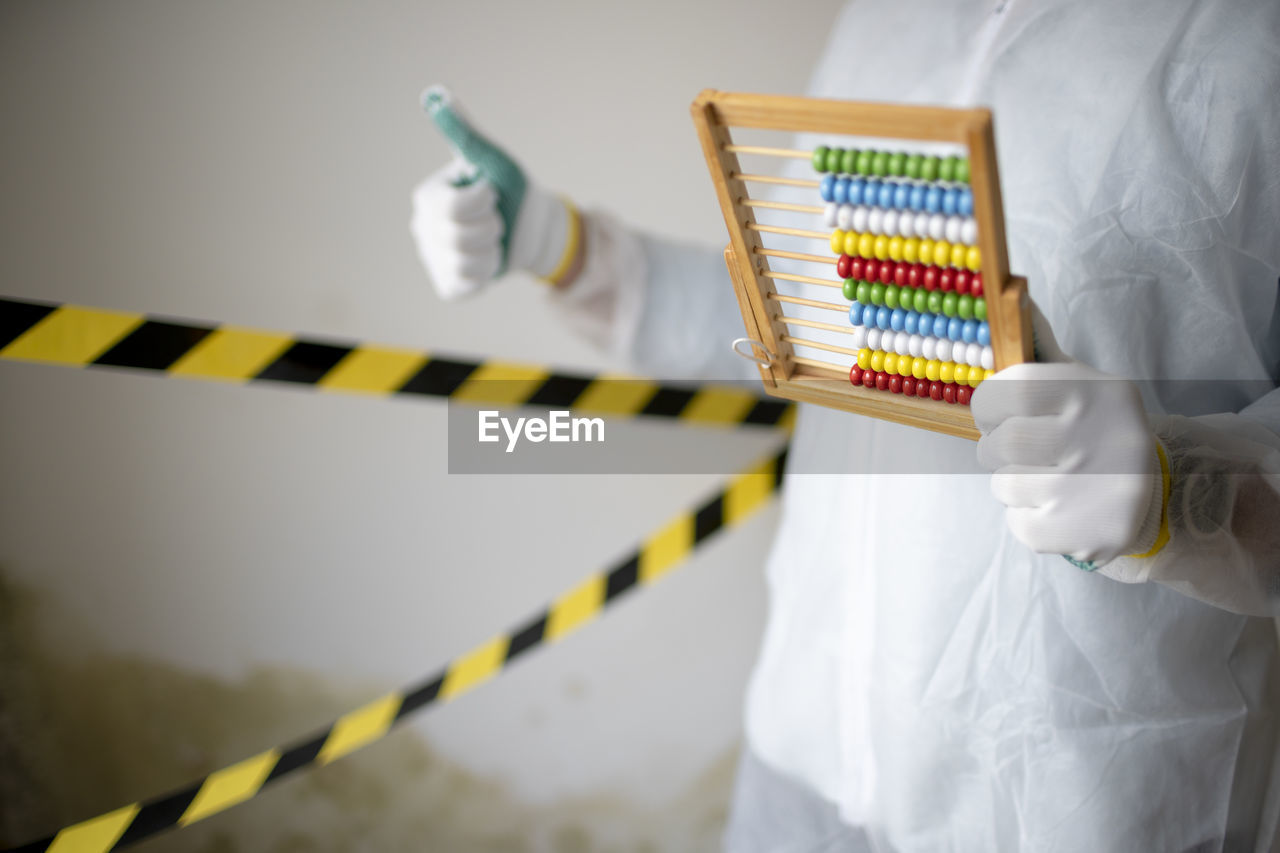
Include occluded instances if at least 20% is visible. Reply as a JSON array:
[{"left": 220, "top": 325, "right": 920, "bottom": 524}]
[{"left": 971, "top": 328, "right": 1167, "bottom": 566}]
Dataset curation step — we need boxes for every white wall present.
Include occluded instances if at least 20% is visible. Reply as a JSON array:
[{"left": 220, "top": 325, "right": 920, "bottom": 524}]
[{"left": 0, "top": 1, "right": 842, "bottom": 849}]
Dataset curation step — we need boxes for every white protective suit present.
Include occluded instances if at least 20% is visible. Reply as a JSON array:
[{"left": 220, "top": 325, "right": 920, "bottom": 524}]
[{"left": 544, "top": 0, "right": 1280, "bottom": 848}]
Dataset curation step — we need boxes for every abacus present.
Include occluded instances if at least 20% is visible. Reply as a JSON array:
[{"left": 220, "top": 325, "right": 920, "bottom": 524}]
[{"left": 691, "top": 90, "right": 1033, "bottom": 440}]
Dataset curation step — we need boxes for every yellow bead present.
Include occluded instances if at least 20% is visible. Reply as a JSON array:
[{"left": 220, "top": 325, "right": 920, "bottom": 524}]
[
  {"left": 912, "top": 356, "right": 927, "bottom": 379},
  {"left": 831, "top": 230, "right": 845, "bottom": 255},
  {"left": 898, "top": 354, "right": 913, "bottom": 375},
  {"left": 873, "top": 234, "right": 889, "bottom": 260},
  {"left": 858, "top": 233, "right": 875, "bottom": 258},
  {"left": 985, "top": 369, "right": 995, "bottom": 381},
  {"left": 844, "top": 231, "right": 860, "bottom": 256},
  {"left": 967, "top": 246, "right": 981, "bottom": 272},
  {"left": 884, "top": 351, "right": 900, "bottom": 375},
  {"left": 953, "top": 363, "right": 969, "bottom": 384},
  {"left": 918, "top": 239, "right": 934, "bottom": 266},
  {"left": 857, "top": 348, "right": 871, "bottom": 370},
  {"left": 968, "top": 369, "right": 983, "bottom": 388},
  {"left": 902, "top": 238, "right": 919, "bottom": 264},
  {"left": 951, "top": 243, "right": 968, "bottom": 268},
  {"left": 934, "top": 241, "right": 951, "bottom": 268},
  {"left": 925, "top": 359, "right": 941, "bottom": 382},
  {"left": 888, "top": 236, "right": 904, "bottom": 262},
  {"left": 939, "top": 361, "right": 955, "bottom": 383},
  {"left": 870, "top": 350, "right": 886, "bottom": 372}
]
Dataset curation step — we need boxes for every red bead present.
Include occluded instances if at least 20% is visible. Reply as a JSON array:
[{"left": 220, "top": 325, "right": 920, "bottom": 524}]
[
  {"left": 836, "top": 255, "right": 854, "bottom": 279},
  {"left": 862, "top": 368, "right": 877, "bottom": 389},
  {"left": 923, "top": 266, "right": 939, "bottom": 291},
  {"left": 875, "top": 372, "right": 890, "bottom": 391},
  {"left": 943, "top": 383, "right": 958, "bottom": 404},
  {"left": 939, "top": 268, "right": 955, "bottom": 292},
  {"left": 954, "top": 269, "right": 972, "bottom": 295},
  {"left": 849, "top": 364, "right": 863, "bottom": 386},
  {"left": 850, "top": 256, "right": 866, "bottom": 280},
  {"left": 971, "top": 273, "right": 984, "bottom": 297},
  {"left": 929, "top": 381, "right": 944, "bottom": 401},
  {"left": 917, "top": 379, "right": 932, "bottom": 398},
  {"left": 889, "top": 374, "right": 904, "bottom": 394},
  {"left": 894, "top": 263, "right": 909, "bottom": 287},
  {"left": 902, "top": 376, "right": 917, "bottom": 396},
  {"left": 907, "top": 263, "right": 923, "bottom": 289},
  {"left": 956, "top": 385, "right": 973, "bottom": 405},
  {"left": 879, "top": 260, "right": 895, "bottom": 284}
]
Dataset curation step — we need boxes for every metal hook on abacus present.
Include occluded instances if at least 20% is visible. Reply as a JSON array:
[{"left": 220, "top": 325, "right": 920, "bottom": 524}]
[{"left": 732, "top": 337, "right": 776, "bottom": 368}]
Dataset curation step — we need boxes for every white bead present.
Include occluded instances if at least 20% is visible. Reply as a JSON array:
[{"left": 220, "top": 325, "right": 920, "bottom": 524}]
[
  {"left": 868, "top": 207, "right": 884, "bottom": 236},
  {"left": 898, "top": 212, "right": 915, "bottom": 238},
  {"left": 928, "top": 214, "right": 946, "bottom": 241},
  {"left": 922, "top": 336, "right": 937, "bottom": 360},
  {"left": 961, "top": 218, "right": 978, "bottom": 246},
  {"left": 894, "top": 331, "right": 910, "bottom": 355},
  {"left": 908, "top": 334, "right": 924, "bottom": 357},
  {"left": 935, "top": 339, "right": 953, "bottom": 362},
  {"left": 882, "top": 210, "right": 899, "bottom": 237},
  {"left": 836, "top": 204, "right": 854, "bottom": 230},
  {"left": 914, "top": 212, "right": 930, "bottom": 237},
  {"left": 981, "top": 346, "right": 995, "bottom": 370},
  {"left": 867, "top": 328, "right": 883, "bottom": 351},
  {"left": 851, "top": 206, "right": 869, "bottom": 234},
  {"left": 944, "top": 216, "right": 962, "bottom": 244},
  {"left": 823, "top": 202, "right": 838, "bottom": 228},
  {"left": 850, "top": 325, "right": 868, "bottom": 350},
  {"left": 966, "top": 342, "right": 982, "bottom": 366}
]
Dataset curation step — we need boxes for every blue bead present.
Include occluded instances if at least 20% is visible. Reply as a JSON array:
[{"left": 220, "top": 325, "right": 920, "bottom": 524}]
[
  {"left": 864, "top": 180, "right": 880, "bottom": 207},
  {"left": 848, "top": 178, "right": 866, "bottom": 206},
  {"left": 909, "top": 184, "right": 927, "bottom": 211},
  {"left": 890, "top": 309, "right": 905, "bottom": 331},
  {"left": 893, "top": 183, "right": 911, "bottom": 209},
  {"left": 977, "top": 322, "right": 991, "bottom": 346},
  {"left": 948, "top": 317, "right": 964, "bottom": 341},
  {"left": 961, "top": 319, "right": 977, "bottom": 344},
  {"left": 820, "top": 174, "right": 836, "bottom": 202},
  {"left": 932, "top": 314, "right": 950, "bottom": 337},
  {"left": 848, "top": 301, "right": 864, "bottom": 326},
  {"left": 878, "top": 182, "right": 895, "bottom": 208},
  {"left": 834, "top": 177, "right": 850, "bottom": 205},
  {"left": 877, "top": 306, "right": 892, "bottom": 329},
  {"left": 941, "top": 188, "right": 958, "bottom": 216},
  {"left": 904, "top": 311, "right": 919, "bottom": 335},
  {"left": 917, "top": 312, "right": 933, "bottom": 333},
  {"left": 958, "top": 188, "right": 974, "bottom": 217},
  {"left": 924, "top": 186, "right": 942, "bottom": 213}
]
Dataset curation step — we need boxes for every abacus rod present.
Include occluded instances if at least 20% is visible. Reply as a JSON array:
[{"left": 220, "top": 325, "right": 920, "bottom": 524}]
[
  {"left": 723, "top": 144, "right": 811, "bottom": 159},
  {"left": 748, "top": 223, "right": 829, "bottom": 240},
  {"left": 732, "top": 172, "right": 820, "bottom": 189},
  {"left": 781, "top": 334, "right": 862, "bottom": 358},
  {"left": 739, "top": 199, "right": 825, "bottom": 214},
  {"left": 768, "top": 293, "right": 848, "bottom": 312},
  {"left": 777, "top": 315, "right": 855, "bottom": 335},
  {"left": 753, "top": 247, "right": 836, "bottom": 265},
  {"left": 792, "top": 354, "right": 849, "bottom": 372},
  {"left": 762, "top": 270, "right": 841, "bottom": 289}
]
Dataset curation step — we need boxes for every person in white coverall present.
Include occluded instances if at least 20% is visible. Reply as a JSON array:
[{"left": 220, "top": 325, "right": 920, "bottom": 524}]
[{"left": 411, "top": 0, "right": 1280, "bottom": 849}]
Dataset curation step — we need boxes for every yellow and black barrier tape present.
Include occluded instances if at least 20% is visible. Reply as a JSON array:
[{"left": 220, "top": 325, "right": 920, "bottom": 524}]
[
  {"left": 0, "top": 296, "right": 793, "bottom": 429},
  {"left": 3, "top": 448, "right": 788, "bottom": 853}
]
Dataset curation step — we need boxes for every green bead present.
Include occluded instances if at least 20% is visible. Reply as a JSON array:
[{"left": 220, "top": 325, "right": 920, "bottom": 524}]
[
  {"left": 887, "top": 152, "right": 906, "bottom": 176},
  {"left": 955, "top": 157, "right": 970, "bottom": 183},
  {"left": 869, "top": 283, "right": 886, "bottom": 306},
  {"left": 912, "top": 288, "right": 929, "bottom": 313},
  {"left": 856, "top": 281, "right": 872, "bottom": 304},
  {"left": 957, "top": 294, "right": 974, "bottom": 320},
  {"left": 938, "top": 156, "right": 956, "bottom": 182},
  {"left": 825, "top": 147, "right": 844, "bottom": 173},
  {"left": 942, "top": 292, "right": 959, "bottom": 317},
  {"left": 905, "top": 153, "right": 922, "bottom": 179},
  {"left": 843, "top": 278, "right": 858, "bottom": 301},
  {"left": 841, "top": 148, "right": 859, "bottom": 175},
  {"left": 884, "top": 285, "right": 900, "bottom": 309},
  {"left": 813, "top": 146, "right": 829, "bottom": 172},
  {"left": 927, "top": 290, "right": 944, "bottom": 314},
  {"left": 921, "top": 156, "right": 939, "bottom": 182},
  {"left": 975, "top": 298, "right": 988, "bottom": 321},
  {"left": 871, "top": 150, "right": 889, "bottom": 177},
  {"left": 855, "top": 150, "right": 874, "bottom": 175}
]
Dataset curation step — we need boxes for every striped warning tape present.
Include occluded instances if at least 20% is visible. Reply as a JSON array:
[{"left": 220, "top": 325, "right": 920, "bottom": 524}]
[
  {"left": 3, "top": 447, "right": 788, "bottom": 853},
  {"left": 0, "top": 297, "right": 793, "bottom": 429}
]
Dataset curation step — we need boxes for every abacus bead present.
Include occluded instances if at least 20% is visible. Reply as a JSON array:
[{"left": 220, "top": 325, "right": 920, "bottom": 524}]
[
  {"left": 889, "top": 374, "right": 904, "bottom": 394},
  {"left": 966, "top": 247, "right": 981, "bottom": 271},
  {"left": 895, "top": 332, "right": 911, "bottom": 355},
  {"left": 824, "top": 203, "right": 840, "bottom": 228},
  {"left": 856, "top": 150, "right": 874, "bottom": 175},
  {"left": 882, "top": 352, "right": 897, "bottom": 375},
  {"left": 954, "top": 363, "right": 969, "bottom": 384},
  {"left": 942, "top": 187, "right": 958, "bottom": 216},
  {"left": 893, "top": 183, "right": 911, "bottom": 209},
  {"left": 967, "top": 342, "right": 983, "bottom": 367},
  {"left": 923, "top": 265, "right": 939, "bottom": 291},
  {"left": 925, "top": 359, "right": 942, "bottom": 381},
  {"left": 957, "top": 385, "right": 973, "bottom": 405},
  {"left": 948, "top": 316, "right": 964, "bottom": 341},
  {"left": 855, "top": 280, "right": 871, "bottom": 303},
  {"left": 849, "top": 179, "right": 866, "bottom": 205},
  {"left": 907, "top": 263, "right": 924, "bottom": 289},
  {"left": 876, "top": 306, "right": 892, "bottom": 329},
  {"left": 925, "top": 186, "right": 942, "bottom": 214},
  {"left": 939, "top": 156, "right": 957, "bottom": 183},
  {"left": 912, "top": 288, "right": 929, "bottom": 313},
  {"left": 821, "top": 174, "right": 836, "bottom": 202},
  {"left": 976, "top": 322, "right": 990, "bottom": 347},
  {"left": 874, "top": 234, "right": 890, "bottom": 260},
  {"left": 849, "top": 364, "right": 863, "bottom": 385},
  {"left": 858, "top": 233, "right": 876, "bottom": 258},
  {"left": 863, "top": 368, "right": 878, "bottom": 389},
  {"left": 905, "top": 153, "right": 923, "bottom": 179},
  {"left": 870, "top": 350, "right": 886, "bottom": 372},
  {"left": 939, "top": 267, "right": 955, "bottom": 292},
  {"left": 888, "top": 236, "right": 904, "bottom": 262},
  {"left": 878, "top": 182, "right": 896, "bottom": 208},
  {"left": 913, "top": 212, "right": 930, "bottom": 237},
  {"left": 944, "top": 383, "right": 959, "bottom": 404},
  {"left": 857, "top": 348, "right": 872, "bottom": 369},
  {"left": 837, "top": 254, "right": 854, "bottom": 279},
  {"left": 876, "top": 372, "right": 890, "bottom": 391},
  {"left": 955, "top": 158, "right": 970, "bottom": 183},
  {"left": 968, "top": 368, "right": 982, "bottom": 388},
  {"left": 902, "top": 376, "right": 917, "bottom": 396},
  {"left": 942, "top": 292, "right": 959, "bottom": 316},
  {"left": 919, "top": 239, "right": 935, "bottom": 266},
  {"left": 899, "top": 214, "right": 915, "bottom": 239},
  {"left": 890, "top": 307, "right": 905, "bottom": 332},
  {"left": 940, "top": 361, "right": 955, "bottom": 383},
  {"left": 883, "top": 283, "right": 899, "bottom": 310},
  {"left": 902, "top": 238, "right": 919, "bottom": 264},
  {"left": 879, "top": 261, "right": 896, "bottom": 284},
  {"left": 843, "top": 279, "right": 858, "bottom": 302},
  {"left": 974, "top": 297, "right": 988, "bottom": 321},
  {"left": 938, "top": 338, "right": 956, "bottom": 362},
  {"left": 841, "top": 148, "right": 859, "bottom": 175},
  {"left": 958, "top": 188, "right": 974, "bottom": 217},
  {"left": 921, "top": 156, "right": 939, "bottom": 182},
  {"left": 894, "top": 263, "right": 909, "bottom": 287},
  {"left": 872, "top": 150, "right": 890, "bottom": 176},
  {"left": 912, "top": 356, "right": 928, "bottom": 379},
  {"left": 918, "top": 378, "right": 933, "bottom": 398},
  {"left": 883, "top": 210, "right": 900, "bottom": 237},
  {"left": 888, "top": 151, "right": 906, "bottom": 176},
  {"left": 954, "top": 269, "right": 972, "bottom": 295},
  {"left": 944, "top": 216, "right": 962, "bottom": 244},
  {"left": 971, "top": 274, "right": 984, "bottom": 297},
  {"left": 961, "top": 319, "right": 977, "bottom": 344},
  {"left": 908, "top": 333, "right": 924, "bottom": 357},
  {"left": 985, "top": 368, "right": 995, "bottom": 381},
  {"left": 927, "top": 290, "right": 945, "bottom": 314},
  {"left": 847, "top": 300, "right": 863, "bottom": 324},
  {"left": 961, "top": 218, "right": 978, "bottom": 246},
  {"left": 958, "top": 294, "right": 975, "bottom": 320},
  {"left": 869, "top": 283, "right": 886, "bottom": 305},
  {"left": 850, "top": 325, "right": 869, "bottom": 350},
  {"left": 866, "top": 328, "right": 882, "bottom": 351},
  {"left": 981, "top": 348, "right": 995, "bottom": 371},
  {"left": 910, "top": 185, "right": 927, "bottom": 211},
  {"left": 844, "top": 231, "right": 860, "bottom": 256},
  {"left": 852, "top": 206, "right": 869, "bottom": 233},
  {"left": 921, "top": 335, "right": 937, "bottom": 361},
  {"left": 934, "top": 241, "right": 952, "bottom": 268},
  {"left": 868, "top": 207, "right": 884, "bottom": 235},
  {"left": 813, "top": 146, "right": 829, "bottom": 172},
  {"left": 825, "top": 147, "right": 844, "bottom": 173},
  {"left": 931, "top": 381, "right": 945, "bottom": 401},
  {"left": 831, "top": 229, "right": 844, "bottom": 254},
  {"left": 850, "top": 256, "right": 867, "bottom": 281},
  {"left": 932, "top": 314, "right": 949, "bottom": 338},
  {"left": 928, "top": 213, "right": 946, "bottom": 241},
  {"left": 904, "top": 311, "right": 919, "bottom": 335},
  {"left": 834, "top": 177, "right": 850, "bottom": 205}
]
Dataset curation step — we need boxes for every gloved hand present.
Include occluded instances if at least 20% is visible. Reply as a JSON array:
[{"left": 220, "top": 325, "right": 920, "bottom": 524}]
[
  {"left": 970, "top": 314, "right": 1169, "bottom": 566},
  {"left": 410, "top": 85, "right": 582, "bottom": 300}
]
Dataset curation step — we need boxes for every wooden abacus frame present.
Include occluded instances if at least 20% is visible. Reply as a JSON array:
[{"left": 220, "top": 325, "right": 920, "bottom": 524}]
[{"left": 691, "top": 90, "right": 1033, "bottom": 440}]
